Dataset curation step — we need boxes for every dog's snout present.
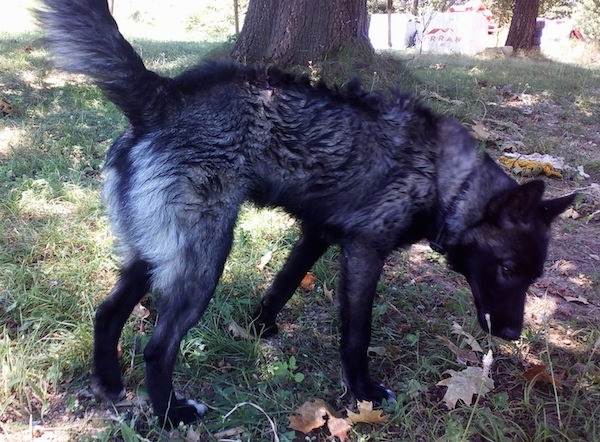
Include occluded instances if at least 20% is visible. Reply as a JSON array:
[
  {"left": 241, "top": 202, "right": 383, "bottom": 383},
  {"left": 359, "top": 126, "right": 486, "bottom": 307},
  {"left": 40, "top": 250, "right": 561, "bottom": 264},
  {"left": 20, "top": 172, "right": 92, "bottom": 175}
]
[
  {"left": 495, "top": 326, "right": 521, "bottom": 341},
  {"left": 478, "top": 312, "right": 522, "bottom": 341}
]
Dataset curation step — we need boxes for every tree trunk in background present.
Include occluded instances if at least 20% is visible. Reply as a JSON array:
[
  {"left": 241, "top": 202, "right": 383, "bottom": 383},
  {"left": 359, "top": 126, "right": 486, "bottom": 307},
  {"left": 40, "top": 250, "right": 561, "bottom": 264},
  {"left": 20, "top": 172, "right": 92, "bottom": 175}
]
[
  {"left": 505, "top": 0, "right": 541, "bottom": 52},
  {"left": 231, "top": 0, "right": 371, "bottom": 65}
]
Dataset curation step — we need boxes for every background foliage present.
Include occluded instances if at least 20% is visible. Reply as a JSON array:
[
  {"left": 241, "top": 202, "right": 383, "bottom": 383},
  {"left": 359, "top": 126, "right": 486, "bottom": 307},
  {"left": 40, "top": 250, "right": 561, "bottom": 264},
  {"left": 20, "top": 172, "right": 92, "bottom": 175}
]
[{"left": 573, "top": 0, "right": 600, "bottom": 40}]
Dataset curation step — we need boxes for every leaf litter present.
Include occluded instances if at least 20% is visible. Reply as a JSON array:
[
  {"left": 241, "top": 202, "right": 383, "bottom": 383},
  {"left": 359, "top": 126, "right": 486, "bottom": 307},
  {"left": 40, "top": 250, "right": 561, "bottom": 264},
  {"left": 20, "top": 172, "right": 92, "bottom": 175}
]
[
  {"left": 288, "top": 399, "right": 388, "bottom": 441},
  {"left": 437, "top": 319, "right": 496, "bottom": 409}
]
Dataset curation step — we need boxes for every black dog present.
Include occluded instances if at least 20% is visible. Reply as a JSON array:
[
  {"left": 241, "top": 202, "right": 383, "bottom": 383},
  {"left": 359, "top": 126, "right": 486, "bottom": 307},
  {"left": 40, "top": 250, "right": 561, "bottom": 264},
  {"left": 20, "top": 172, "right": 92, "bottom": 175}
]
[{"left": 38, "top": 0, "right": 575, "bottom": 426}]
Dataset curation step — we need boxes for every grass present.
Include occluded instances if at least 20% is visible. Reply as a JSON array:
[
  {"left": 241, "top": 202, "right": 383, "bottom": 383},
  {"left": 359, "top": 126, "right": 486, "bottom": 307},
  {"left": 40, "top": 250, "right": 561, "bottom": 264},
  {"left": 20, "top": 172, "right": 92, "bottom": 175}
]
[{"left": 1, "top": 2, "right": 600, "bottom": 441}]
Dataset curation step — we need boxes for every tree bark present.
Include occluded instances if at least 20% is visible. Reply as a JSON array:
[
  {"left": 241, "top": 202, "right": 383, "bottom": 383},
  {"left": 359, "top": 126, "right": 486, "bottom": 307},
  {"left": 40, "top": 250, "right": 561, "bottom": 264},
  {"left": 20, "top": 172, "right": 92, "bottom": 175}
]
[
  {"left": 505, "top": 0, "right": 541, "bottom": 52},
  {"left": 231, "top": 0, "right": 372, "bottom": 65}
]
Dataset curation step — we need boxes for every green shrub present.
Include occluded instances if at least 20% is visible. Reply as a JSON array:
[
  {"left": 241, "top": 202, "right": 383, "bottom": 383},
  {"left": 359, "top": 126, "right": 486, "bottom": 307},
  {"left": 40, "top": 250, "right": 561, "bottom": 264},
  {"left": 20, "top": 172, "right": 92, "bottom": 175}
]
[{"left": 573, "top": 0, "right": 600, "bottom": 41}]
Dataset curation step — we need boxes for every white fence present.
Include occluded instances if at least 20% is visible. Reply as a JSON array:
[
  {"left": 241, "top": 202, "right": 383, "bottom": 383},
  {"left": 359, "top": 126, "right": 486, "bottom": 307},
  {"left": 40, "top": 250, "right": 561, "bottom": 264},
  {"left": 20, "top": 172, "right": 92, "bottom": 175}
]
[{"left": 369, "top": 12, "right": 489, "bottom": 55}]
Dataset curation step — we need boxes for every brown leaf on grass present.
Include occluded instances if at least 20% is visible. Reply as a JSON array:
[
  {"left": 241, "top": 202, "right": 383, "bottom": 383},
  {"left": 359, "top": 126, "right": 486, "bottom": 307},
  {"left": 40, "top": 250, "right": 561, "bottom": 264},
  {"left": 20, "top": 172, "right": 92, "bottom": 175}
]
[
  {"left": 561, "top": 207, "right": 580, "bottom": 220},
  {"left": 323, "top": 281, "right": 334, "bottom": 302},
  {"left": 424, "top": 90, "right": 464, "bottom": 105},
  {"left": 523, "top": 365, "right": 562, "bottom": 389},
  {"left": 368, "top": 344, "right": 403, "bottom": 361},
  {"left": 212, "top": 427, "right": 245, "bottom": 440},
  {"left": 327, "top": 416, "right": 353, "bottom": 442},
  {"left": 437, "top": 366, "right": 494, "bottom": 409},
  {"left": 563, "top": 294, "right": 589, "bottom": 305},
  {"left": 288, "top": 398, "right": 332, "bottom": 434},
  {"left": 450, "top": 322, "right": 483, "bottom": 352},
  {"left": 299, "top": 272, "right": 316, "bottom": 291},
  {"left": 1, "top": 98, "right": 16, "bottom": 115},
  {"left": 227, "top": 320, "right": 253, "bottom": 340},
  {"left": 470, "top": 120, "right": 494, "bottom": 141},
  {"left": 290, "top": 399, "right": 388, "bottom": 440},
  {"left": 438, "top": 335, "right": 480, "bottom": 365},
  {"left": 289, "top": 398, "right": 350, "bottom": 439},
  {"left": 535, "top": 280, "right": 589, "bottom": 305},
  {"left": 346, "top": 400, "right": 388, "bottom": 424}
]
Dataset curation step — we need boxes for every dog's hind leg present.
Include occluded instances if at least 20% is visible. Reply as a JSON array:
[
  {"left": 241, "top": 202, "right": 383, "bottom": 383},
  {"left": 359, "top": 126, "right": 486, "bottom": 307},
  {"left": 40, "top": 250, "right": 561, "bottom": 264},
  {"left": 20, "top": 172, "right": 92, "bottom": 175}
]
[
  {"left": 252, "top": 226, "right": 330, "bottom": 337},
  {"left": 338, "top": 241, "right": 395, "bottom": 403},
  {"left": 92, "top": 258, "right": 152, "bottom": 403},
  {"left": 143, "top": 218, "right": 236, "bottom": 426}
]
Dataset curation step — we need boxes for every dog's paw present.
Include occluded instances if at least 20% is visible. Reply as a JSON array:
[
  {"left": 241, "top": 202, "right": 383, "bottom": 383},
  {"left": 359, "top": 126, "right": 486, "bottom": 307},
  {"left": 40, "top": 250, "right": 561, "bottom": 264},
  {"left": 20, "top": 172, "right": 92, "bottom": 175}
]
[
  {"left": 372, "top": 383, "right": 396, "bottom": 403},
  {"left": 253, "top": 320, "right": 279, "bottom": 338},
  {"left": 249, "top": 309, "right": 279, "bottom": 338},
  {"left": 354, "top": 381, "right": 396, "bottom": 404},
  {"left": 90, "top": 375, "right": 126, "bottom": 403},
  {"left": 164, "top": 398, "right": 208, "bottom": 426}
]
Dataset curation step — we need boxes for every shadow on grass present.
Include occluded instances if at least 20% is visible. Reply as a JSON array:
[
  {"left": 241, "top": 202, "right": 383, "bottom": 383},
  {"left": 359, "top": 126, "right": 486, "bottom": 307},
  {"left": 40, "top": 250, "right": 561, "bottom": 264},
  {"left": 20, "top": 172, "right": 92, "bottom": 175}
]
[{"left": 1, "top": 31, "right": 598, "bottom": 440}]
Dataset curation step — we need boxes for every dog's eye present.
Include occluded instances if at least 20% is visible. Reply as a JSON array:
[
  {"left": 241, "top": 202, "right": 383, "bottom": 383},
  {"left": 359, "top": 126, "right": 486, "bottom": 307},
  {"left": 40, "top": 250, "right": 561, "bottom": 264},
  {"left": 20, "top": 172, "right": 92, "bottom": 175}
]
[{"left": 500, "top": 265, "right": 514, "bottom": 278}]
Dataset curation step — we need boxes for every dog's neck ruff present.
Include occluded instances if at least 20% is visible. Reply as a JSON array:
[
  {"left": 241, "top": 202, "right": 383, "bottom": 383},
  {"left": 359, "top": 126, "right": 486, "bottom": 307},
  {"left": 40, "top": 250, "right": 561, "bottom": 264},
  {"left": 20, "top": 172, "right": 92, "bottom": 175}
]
[{"left": 429, "top": 171, "right": 473, "bottom": 255}]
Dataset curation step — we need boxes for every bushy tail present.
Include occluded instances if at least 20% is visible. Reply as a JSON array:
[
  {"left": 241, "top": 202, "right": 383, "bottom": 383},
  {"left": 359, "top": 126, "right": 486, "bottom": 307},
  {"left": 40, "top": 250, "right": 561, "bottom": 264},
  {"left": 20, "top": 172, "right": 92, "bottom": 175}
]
[{"left": 37, "top": 0, "right": 169, "bottom": 127}]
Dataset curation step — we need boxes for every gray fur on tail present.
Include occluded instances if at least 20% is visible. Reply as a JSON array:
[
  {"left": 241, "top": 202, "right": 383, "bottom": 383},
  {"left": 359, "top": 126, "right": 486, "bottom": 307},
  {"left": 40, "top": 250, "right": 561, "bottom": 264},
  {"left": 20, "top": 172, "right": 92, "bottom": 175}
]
[{"left": 37, "top": 0, "right": 165, "bottom": 127}]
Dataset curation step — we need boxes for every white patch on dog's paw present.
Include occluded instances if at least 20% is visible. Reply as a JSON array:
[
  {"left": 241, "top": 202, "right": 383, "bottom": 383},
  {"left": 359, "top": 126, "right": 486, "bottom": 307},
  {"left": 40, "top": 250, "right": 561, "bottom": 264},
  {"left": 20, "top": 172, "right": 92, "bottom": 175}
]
[{"left": 186, "top": 398, "right": 208, "bottom": 416}]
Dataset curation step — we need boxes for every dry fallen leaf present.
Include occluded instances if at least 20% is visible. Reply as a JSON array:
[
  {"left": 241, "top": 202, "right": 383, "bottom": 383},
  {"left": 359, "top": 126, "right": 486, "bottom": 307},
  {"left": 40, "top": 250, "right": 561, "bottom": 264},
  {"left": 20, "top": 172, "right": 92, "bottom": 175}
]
[
  {"left": 523, "top": 364, "right": 562, "bottom": 389},
  {"left": 327, "top": 415, "right": 353, "bottom": 442},
  {"left": 451, "top": 322, "right": 483, "bottom": 353},
  {"left": 257, "top": 250, "right": 273, "bottom": 271},
  {"left": 0, "top": 98, "right": 16, "bottom": 115},
  {"left": 438, "top": 335, "right": 480, "bottom": 365},
  {"left": 289, "top": 399, "right": 389, "bottom": 440},
  {"left": 470, "top": 120, "right": 494, "bottom": 141},
  {"left": 323, "top": 281, "right": 334, "bottom": 302},
  {"left": 561, "top": 207, "right": 580, "bottom": 220},
  {"left": 424, "top": 90, "right": 464, "bottom": 105},
  {"left": 437, "top": 366, "right": 494, "bottom": 409},
  {"left": 288, "top": 398, "right": 332, "bottom": 434},
  {"left": 132, "top": 303, "right": 150, "bottom": 319},
  {"left": 299, "top": 273, "right": 316, "bottom": 291},
  {"left": 499, "top": 139, "right": 526, "bottom": 152},
  {"left": 228, "top": 320, "right": 253, "bottom": 340},
  {"left": 212, "top": 427, "right": 245, "bottom": 440},
  {"left": 563, "top": 295, "right": 589, "bottom": 305},
  {"left": 184, "top": 425, "right": 202, "bottom": 442},
  {"left": 346, "top": 400, "right": 388, "bottom": 424},
  {"left": 368, "top": 344, "right": 403, "bottom": 362}
]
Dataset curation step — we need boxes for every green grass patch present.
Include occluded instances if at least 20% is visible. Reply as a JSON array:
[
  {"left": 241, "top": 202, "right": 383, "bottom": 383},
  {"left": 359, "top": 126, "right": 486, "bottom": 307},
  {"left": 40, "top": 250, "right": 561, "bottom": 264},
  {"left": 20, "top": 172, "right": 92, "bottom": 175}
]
[{"left": 1, "top": 10, "right": 599, "bottom": 442}]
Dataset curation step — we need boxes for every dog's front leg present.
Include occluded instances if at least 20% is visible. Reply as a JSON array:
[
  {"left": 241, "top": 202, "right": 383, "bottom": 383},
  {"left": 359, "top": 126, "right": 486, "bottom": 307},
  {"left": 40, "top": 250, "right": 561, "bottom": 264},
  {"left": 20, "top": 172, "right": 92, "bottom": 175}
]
[
  {"left": 338, "top": 241, "right": 395, "bottom": 403},
  {"left": 252, "top": 226, "right": 330, "bottom": 336}
]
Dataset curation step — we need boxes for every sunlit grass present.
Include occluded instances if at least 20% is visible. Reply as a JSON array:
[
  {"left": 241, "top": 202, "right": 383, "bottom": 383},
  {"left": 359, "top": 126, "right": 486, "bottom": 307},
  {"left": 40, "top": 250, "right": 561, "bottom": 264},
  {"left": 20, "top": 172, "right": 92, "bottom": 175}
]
[{"left": 0, "top": 2, "right": 599, "bottom": 440}]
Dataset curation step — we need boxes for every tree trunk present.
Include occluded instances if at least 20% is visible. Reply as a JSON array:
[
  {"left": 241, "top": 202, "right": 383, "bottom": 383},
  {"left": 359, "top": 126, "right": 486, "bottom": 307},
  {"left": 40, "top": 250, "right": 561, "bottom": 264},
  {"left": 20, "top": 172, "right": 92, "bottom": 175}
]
[
  {"left": 231, "top": 0, "right": 371, "bottom": 65},
  {"left": 505, "top": 0, "right": 541, "bottom": 52}
]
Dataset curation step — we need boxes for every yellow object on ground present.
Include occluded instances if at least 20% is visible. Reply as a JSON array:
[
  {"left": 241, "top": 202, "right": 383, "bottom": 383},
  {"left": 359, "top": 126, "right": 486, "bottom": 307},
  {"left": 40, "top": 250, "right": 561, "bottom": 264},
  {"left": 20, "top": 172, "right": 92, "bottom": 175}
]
[{"left": 498, "top": 156, "right": 563, "bottom": 179}]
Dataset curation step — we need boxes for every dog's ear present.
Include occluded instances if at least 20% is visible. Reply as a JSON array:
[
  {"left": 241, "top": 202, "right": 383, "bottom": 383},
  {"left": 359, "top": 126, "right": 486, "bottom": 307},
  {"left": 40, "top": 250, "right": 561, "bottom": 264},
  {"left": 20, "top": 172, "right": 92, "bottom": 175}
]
[
  {"left": 486, "top": 180, "right": 545, "bottom": 227},
  {"left": 538, "top": 192, "right": 577, "bottom": 225},
  {"left": 486, "top": 180, "right": 576, "bottom": 228}
]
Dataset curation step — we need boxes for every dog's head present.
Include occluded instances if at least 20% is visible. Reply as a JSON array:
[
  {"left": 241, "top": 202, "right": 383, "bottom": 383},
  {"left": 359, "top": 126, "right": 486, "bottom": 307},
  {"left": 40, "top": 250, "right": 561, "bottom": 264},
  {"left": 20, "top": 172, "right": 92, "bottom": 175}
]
[{"left": 446, "top": 180, "right": 576, "bottom": 340}]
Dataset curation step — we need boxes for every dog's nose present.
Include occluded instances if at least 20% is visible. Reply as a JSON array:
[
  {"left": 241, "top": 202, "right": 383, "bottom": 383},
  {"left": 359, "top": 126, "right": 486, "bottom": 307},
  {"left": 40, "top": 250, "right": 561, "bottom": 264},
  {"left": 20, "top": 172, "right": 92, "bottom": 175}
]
[{"left": 496, "top": 326, "right": 521, "bottom": 341}]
